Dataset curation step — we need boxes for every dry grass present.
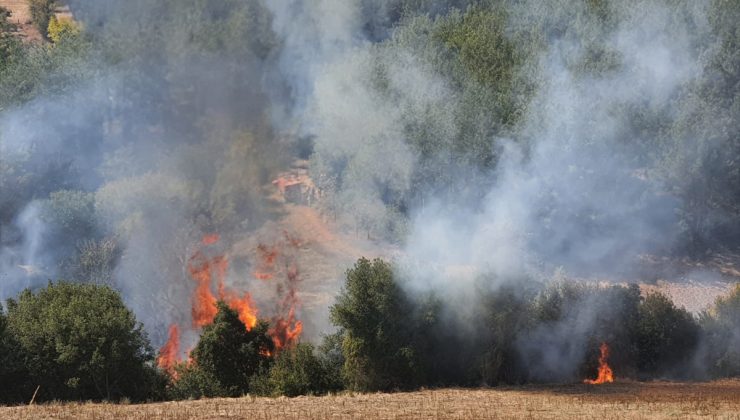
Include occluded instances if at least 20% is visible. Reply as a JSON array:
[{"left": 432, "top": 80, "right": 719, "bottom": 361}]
[{"left": 3, "top": 381, "right": 740, "bottom": 419}]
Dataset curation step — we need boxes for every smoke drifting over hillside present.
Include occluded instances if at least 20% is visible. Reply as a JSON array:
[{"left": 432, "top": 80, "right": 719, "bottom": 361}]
[{"left": 0, "top": 0, "right": 736, "bottom": 380}]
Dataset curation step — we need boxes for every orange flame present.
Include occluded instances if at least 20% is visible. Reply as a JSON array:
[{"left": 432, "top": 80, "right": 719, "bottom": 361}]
[
  {"left": 157, "top": 324, "right": 180, "bottom": 377},
  {"left": 584, "top": 342, "right": 614, "bottom": 384},
  {"left": 268, "top": 260, "right": 303, "bottom": 350},
  {"left": 220, "top": 285, "right": 259, "bottom": 330},
  {"left": 202, "top": 234, "right": 220, "bottom": 246},
  {"left": 188, "top": 251, "right": 225, "bottom": 328},
  {"left": 161, "top": 231, "right": 305, "bottom": 379}
]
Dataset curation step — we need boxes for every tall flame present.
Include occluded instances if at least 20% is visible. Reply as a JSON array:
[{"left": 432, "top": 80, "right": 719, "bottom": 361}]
[
  {"left": 157, "top": 324, "right": 180, "bottom": 376},
  {"left": 157, "top": 231, "right": 304, "bottom": 377},
  {"left": 584, "top": 342, "right": 614, "bottom": 384}
]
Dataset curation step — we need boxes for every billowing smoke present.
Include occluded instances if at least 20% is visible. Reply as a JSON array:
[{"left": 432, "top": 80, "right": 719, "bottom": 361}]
[{"left": 0, "top": 0, "right": 736, "bottom": 379}]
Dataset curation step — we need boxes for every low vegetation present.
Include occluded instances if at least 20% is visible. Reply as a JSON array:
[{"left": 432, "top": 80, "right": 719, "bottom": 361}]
[{"left": 1, "top": 264, "right": 739, "bottom": 405}]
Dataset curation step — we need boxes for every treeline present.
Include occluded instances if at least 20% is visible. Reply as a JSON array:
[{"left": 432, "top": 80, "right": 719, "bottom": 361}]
[{"left": 1, "top": 261, "right": 739, "bottom": 404}]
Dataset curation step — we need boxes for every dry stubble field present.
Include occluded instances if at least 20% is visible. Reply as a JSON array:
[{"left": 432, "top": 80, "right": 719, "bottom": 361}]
[{"left": 2, "top": 381, "right": 740, "bottom": 419}]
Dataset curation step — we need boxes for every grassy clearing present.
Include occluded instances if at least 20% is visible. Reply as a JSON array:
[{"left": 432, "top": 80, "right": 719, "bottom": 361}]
[{"left": 2, "top": 381, "right": 740, "bottom": 419}]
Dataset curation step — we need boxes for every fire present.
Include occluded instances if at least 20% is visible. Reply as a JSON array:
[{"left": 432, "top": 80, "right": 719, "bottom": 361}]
[
  {"left": 158, "top": 231, "right": 305, "bottom": 377},
  {"left": 253, "top": 244, "right": 279, "bottom": 280},
  {"left": 157, "top": 324, "right": 180, "bottom": 376},
  {"left": 201, "top": 234, "right": 220, "bottom": 246},
  {"left": 221, "top": 287, "right": 259, "bottom": 330},
  {"left": 187, "top": 251, "right": 226, "bottom": 328},
  {"left": 267, "top": 258, "right": 303, "bottom": 350},
  {"left": 188, "top": 242, "right": 259, "bottom": 330},
  {"left": 584, "top": 342, "right": 614, "bottom": 384},
  {"left": 269, "top": 307, "right": 303, "bottom": 349}
]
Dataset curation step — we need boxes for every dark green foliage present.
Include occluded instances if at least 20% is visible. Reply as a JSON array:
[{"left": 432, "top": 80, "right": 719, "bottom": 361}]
[
  {"left": 175, "top": 302, "right": 273, "bottom": 399},
  {"left": 0, "top": 7, "right": 22, "bottom": 72},
  {"left": 476, "top": 280, "right": 537, "bottom": 385},
  {"left": 254, "top": 343, "right": 336, "bottom": 397},
  {"left": 699, "top": 284, "right": 740, "bottom": 377},
  {"left": 330, "top": 258, "right": 420, "bottom": 391},
  {"left": 168, "top": 364, "right": 226, "bottom": 400},
  {"left": 5, "top": 281, "right": 163, "bottom": 402},
  {"left": 316, "top": 331, "right": 346, "bottom": 392},
  {"left": 636, "top": 293, "right": 700, "bottom": 378},
  {"left": 0, "top": 305, "right": 30, "bottom": 404}
]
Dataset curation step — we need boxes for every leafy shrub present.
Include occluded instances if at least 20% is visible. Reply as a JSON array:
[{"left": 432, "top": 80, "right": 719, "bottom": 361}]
[
  {"left": 168, "top": 364, "right": 226, "bottom": 400},
  {"left": 179, "top": 302, "right": 273, "bottom": 398},
  {"left": 636, "top": 292, "right": 700, "bottom": 378},
  {"left": 5, "top": 281, "right": 163, "bottom": 402},
  {"left": 254, "top": 343, "right": 334, "bottom": 397},
  {"left": 0, "top": 305, "right": 30, "bottom": 404},
  {"left": 700, "top": 284, "right": 740, "bottom": 377},
  {"left": 47, "top": 16, "right": 80, "bottom": 44},
  {"left": 330, "top": 258, "right": 420, "bottom": 391}
]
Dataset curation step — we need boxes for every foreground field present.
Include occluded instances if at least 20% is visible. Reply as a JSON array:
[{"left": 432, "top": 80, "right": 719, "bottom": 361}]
[{"left": 3, "top": 381, "right": 740, "bottom": 419}]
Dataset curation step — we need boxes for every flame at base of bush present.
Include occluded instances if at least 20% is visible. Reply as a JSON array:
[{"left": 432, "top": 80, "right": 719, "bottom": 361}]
[
  {"left": 156, "top": 233, "right": 303, "bottom": 376},
  {"left": 584, "top": 342, "right": 614, "bottom": 384}
]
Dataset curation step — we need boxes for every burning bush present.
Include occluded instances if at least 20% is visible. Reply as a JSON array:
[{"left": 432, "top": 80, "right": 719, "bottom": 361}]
[{"left": 169, "top": 301, "right": 273, "bottom": 399}]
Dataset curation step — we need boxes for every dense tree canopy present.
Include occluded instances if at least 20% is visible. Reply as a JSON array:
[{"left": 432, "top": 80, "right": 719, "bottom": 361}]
[{"left": 5, "top": 282, "right": 160, "bottom": 402}]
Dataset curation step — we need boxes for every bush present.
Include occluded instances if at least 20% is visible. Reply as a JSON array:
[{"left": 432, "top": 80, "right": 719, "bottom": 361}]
[
  {"left": 700, "top": 284, "right": 740, "bottom": 377},
  {"left": 176, "top": 302, "right": 273, "bottom": 398},
  {"left": 47, "top": 16, "right": 80, "bottom": 44},
  {"left": 254, "top": 343, "right": 334, "bottom": 397},
  {"left": 168, "top": 364, "right": 226, "bottom": 400},
  {"left": 636, "top": 292, "right": 700, "bottom": 378},
  {"left": 330, "top": 258, "right": 420, "bottom": 391},
  {"left": 524, "top": 281, "right": 641, "bottom": 382},
  {"left": 0, "top": 305, "right": 30, "bottom": 404},
  {"left": 5, "top": 281, "right": 163, "bottom": 402},
  {"left": 476, "top": 280, "right": 537, "bottom": 385}
]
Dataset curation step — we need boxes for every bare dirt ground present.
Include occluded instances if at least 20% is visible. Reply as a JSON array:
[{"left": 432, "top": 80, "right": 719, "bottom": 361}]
[
  {"left": 3, "top": 381, "right": 740, "bottom": 419},
  {"left": 0, "top": 0, "right": 42, "bottom": 42}
]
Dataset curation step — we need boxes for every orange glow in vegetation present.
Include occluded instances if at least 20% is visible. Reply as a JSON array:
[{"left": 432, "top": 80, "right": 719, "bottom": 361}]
[
  {"left": 159, "top": 231, "right": 306, "bottom": 379},
  {"left": 188, "top": 237, "right": 259, "bottom": 331},
  {"left": 201, "top": 234, "right": 220, "bottom": 246},
  {"left": 157, "top": 324, "right": 180, "bottom": 377},
  {"left": 221, "top": 287, "right": 259, "bottom": 330},
  {"left": 584, "top": 342, "right": 614, "bottom": 384},
  {"left": 253, "top": 244, "right": 279, "bottom": 280}
]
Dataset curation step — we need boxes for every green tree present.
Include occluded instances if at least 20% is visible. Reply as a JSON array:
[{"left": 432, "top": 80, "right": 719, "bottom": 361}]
[
  {"left": 0, "top": 304, "right": 30, "bottom": 404},
  {"left": 636, "top": 292, "right": 699, "bottom": 378},
  {"left": 183, "top": 302, "right": 273, "bottom": 398},
  {"left": 700, "top": 284, "right": 740, "bottom": 377},
  {"left": 330, "top": 258, "right": 419, "bottom": 391},
  {"left": 5, "top": 281, "right": 162, "bottom": 402},
  {"left": 0, "top": 7, "right": 22, "bottom": 72}
]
